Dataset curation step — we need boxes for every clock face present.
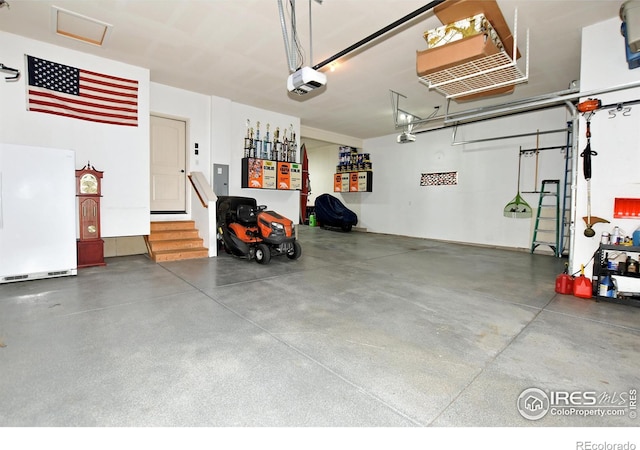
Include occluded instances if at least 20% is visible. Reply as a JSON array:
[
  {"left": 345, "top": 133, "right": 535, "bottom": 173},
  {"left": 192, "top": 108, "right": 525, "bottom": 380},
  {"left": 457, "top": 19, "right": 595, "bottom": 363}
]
[{"left": 80, "top": 173, "right": 98, "bottom": 194}]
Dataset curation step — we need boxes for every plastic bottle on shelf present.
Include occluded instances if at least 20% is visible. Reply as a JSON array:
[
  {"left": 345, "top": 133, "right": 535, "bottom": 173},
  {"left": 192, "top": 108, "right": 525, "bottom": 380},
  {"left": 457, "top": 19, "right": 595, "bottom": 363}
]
[
  {"left": 612, "top": 226, "right": 620, "bottom": 245},
  {"left": 627, "top": 258, "right": 639, "bottom": 274},
  {"left": 599, "top": 274, "right": 617, "bottom": 298},
  {"left": 616, "top": 252, "right": 628, "bottom": 273},
  {"left": 626, "top": 255, "right": 634, "bottom": 275},
  {"left": 607, "top": 252, "right": 618, "bottom": 271}
]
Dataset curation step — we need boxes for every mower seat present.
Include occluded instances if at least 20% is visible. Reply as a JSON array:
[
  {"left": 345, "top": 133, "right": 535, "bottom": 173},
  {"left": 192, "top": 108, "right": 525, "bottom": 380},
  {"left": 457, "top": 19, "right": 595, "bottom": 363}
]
[
  {"left": 237, "top": 204, "right": 257, "bottom": 225},
  {"left": 216, "top": 196, "right": 258, "bottom": 226}
]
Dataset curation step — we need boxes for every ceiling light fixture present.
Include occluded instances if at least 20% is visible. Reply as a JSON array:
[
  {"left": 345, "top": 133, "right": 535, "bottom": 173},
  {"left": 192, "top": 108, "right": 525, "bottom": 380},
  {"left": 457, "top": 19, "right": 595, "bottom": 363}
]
[{"left": 51, "top": 6, "right": 112, "bottom": 47}]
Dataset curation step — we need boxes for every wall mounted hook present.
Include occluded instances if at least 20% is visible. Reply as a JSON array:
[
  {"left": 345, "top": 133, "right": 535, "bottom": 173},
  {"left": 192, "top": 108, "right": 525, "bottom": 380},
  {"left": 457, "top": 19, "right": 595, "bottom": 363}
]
[{"left": 0, "top": 63, "right": 20, "bottom": 81}]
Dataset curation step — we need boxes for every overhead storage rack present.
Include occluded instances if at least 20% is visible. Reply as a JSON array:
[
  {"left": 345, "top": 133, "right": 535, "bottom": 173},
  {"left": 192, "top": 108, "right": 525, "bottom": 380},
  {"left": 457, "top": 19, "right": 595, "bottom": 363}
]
[{"left": 417, "top": 4, "right": 529, "bottom": 100}]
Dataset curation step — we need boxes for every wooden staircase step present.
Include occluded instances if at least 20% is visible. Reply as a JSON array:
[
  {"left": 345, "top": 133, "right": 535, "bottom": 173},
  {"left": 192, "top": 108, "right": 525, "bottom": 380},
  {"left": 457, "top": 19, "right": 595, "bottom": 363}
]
[
  {"left": 146, "top": 220, "right": 208, "bottom": 262},
  {"left": 148, "top": 238, "right": 204, "bottom": 252},
  {"left": 150, "top": 220, "right": 196, "bottom": 231},
  {"left": 147, "top": 229, "right": 200, "bottom": 241},
  {"left": 152, "top": 248, "right": 209, "bottom": 262}
]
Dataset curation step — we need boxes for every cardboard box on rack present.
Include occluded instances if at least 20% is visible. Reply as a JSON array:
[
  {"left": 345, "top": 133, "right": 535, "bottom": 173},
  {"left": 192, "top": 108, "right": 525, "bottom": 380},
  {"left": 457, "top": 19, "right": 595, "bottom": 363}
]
[
  {"left": 454, "top": 84, "right": 515, "bottom": 102},
  {"left": 433, "top": 0, "right": 520, "bottom": 60},
  {"left": 416, "top": 32, "right": 501, "bottom": 76},
  {"left": 416, "top": 33, "right": 515, "bottom": 101}
]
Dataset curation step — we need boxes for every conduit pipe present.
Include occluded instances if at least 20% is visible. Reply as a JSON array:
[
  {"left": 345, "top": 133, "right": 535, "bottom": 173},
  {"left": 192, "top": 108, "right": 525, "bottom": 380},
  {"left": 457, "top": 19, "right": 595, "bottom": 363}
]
[
  {"left": 443, "top": 80, "right": 640, "bottom": 126},
  {"left": 405, "top": 80, "right": 640, "bottom": 134},
  {"left": 278, "top": 0, "right": 296, "bottom": 72},
  {"left": 565, "top": 100, "right": 579, "bottom": 274},
  {"left": 451, "top": 126, "right": 569, "bottom": 146}
]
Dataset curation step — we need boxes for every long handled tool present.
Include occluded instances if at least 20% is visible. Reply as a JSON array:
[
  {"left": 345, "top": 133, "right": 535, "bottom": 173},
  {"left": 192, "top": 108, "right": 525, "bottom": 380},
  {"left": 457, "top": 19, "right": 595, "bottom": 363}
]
[
  {"left": 578, "top": 99, "right": 608, "bottom": 237},
  {"left": 533, "top": 129, "right": 539, "bottom": 191},
  {"left": 503, "top": 148, "right": 532, "bottom": 218}
]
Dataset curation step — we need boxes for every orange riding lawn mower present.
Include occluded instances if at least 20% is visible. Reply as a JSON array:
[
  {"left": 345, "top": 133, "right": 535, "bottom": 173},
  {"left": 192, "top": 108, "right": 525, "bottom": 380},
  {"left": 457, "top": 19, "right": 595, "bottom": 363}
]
[{"left": 216, "top": 196, "right": 302, "bottom": 264}]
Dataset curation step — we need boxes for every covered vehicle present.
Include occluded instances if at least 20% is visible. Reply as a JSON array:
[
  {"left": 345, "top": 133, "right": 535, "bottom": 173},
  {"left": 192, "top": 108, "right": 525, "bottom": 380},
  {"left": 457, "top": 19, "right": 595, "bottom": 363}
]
[{"left": 314, "top": 193, "right": 358, "bottom": 232}]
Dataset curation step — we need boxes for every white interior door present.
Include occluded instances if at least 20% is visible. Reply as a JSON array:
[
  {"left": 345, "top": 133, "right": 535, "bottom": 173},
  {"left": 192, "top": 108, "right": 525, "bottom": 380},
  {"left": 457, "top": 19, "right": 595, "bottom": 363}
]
[{"left": 150, "top": 115, "right": 187, "bottom": 212}]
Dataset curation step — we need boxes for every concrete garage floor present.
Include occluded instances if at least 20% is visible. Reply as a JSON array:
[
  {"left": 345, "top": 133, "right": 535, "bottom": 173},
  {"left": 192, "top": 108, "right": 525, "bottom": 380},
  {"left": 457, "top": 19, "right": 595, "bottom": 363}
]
[{"left": 1, "top": 226, "right": 639, "bottom": 428}]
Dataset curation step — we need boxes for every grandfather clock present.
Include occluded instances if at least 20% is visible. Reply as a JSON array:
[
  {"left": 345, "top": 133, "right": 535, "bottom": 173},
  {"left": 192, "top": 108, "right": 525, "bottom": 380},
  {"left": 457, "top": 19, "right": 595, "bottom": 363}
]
[{"left": 76, "top": 162, "right": 106, "bottom": 268}]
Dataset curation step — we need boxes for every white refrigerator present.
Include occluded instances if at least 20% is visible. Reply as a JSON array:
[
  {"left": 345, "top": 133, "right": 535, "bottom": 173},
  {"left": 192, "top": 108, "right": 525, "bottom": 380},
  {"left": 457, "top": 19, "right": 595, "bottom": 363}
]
[{"left": 0, "top": 143, "right": 77, "bottom": 283}]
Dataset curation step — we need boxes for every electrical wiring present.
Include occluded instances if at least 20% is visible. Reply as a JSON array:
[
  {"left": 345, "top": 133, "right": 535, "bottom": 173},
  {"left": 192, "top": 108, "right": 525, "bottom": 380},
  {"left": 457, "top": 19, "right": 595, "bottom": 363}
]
[{"left": 278, "top": 0, "right": 307, "bottom": 73}]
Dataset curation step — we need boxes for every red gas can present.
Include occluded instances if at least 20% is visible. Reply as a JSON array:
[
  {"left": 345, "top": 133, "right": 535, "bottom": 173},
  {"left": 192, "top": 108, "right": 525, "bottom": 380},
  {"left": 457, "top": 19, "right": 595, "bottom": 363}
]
[
  {"left": 555, "top": 263, "right": 574, "bottom": 294},
  {"left": 572, "top": 265, "right": 593, "bottom": 299},
  {"left": 555, "top": 273, "right": 574, "bottom": 294}
]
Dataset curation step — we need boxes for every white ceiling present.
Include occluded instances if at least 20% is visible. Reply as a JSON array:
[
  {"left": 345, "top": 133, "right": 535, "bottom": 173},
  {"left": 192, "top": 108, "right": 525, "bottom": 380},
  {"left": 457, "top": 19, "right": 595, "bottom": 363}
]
[{"left": 0, "top": 0, "right": 624, "bottom": 140}]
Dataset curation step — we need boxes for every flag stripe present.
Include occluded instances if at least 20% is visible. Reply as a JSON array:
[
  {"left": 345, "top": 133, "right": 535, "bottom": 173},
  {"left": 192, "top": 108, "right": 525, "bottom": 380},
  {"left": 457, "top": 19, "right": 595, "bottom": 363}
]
[
  {"left": 28, "top": 102, "right": 138, "bottom": 124},
  {"left": 28, "top": 92, "right": 138, "bottom": 125},
  {"left": 82, "top": 68, "right": 140, "bottom": 85},
  {"left": 74, "top": 90, "right": 138, "bottom": 107},
  {"left": 29, "top": 88, "right": 138, "bottom": 115},
  {"left": 28, "top": 107, "right": 138, "bottom": 127},
  {"left": 80, "top": 83, "right": 139, "bottom": 100},
  {"left": 80, "top": 73, "right": 138, "bottom": 95},
  {"left": 29, "top": 101, "right": 138, "bottom": 122},
  {"left": 80, "top": 80, "right": 138, "bottom": 98},
  {"left": 26, "top": 55, "right": 138, "bottom": 126}
]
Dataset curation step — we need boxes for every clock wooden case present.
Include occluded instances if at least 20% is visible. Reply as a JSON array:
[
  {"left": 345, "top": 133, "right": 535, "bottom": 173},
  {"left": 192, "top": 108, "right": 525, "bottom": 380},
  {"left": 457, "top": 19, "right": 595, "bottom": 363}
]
[{"left": 76, "top": 162, "right": 106, "bottom": 268}]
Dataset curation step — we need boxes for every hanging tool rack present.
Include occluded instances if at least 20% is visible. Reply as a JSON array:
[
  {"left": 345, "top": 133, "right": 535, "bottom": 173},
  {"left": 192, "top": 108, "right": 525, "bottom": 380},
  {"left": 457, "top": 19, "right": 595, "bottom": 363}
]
[
  {"left": 519, "top": 145, "right": 568, "bottom": 154},
  {"left": 0, "top": 63, "right": 20, "bottom": 81},
  {"left": 603, "top": 98, "right": 640, "bottom": 118}
]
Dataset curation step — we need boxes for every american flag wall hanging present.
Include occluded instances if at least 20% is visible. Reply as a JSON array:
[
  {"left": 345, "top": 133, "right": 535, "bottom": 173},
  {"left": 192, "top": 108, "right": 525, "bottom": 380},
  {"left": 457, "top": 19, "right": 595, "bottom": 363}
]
[
  {"left": 420, "top": 171, "right": 458, "bottom": 186},
  {"left": 26, "top": 55, "right": 138, "bottom": 127}
]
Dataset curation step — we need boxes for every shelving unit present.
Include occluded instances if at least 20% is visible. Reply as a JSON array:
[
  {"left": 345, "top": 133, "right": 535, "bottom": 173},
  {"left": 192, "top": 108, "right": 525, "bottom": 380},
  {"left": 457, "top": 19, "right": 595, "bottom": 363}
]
[
  {"left": 592, "top": 244, "right": 640, "bottom": 308},
  {"left": 334, "top": 146, "right": 373, "bottom": 193},
  {"left": 241, "top": 157, "right": 302, "bottom": 190},
  {"left": 333, "top": 171, "right": 373, "bottom": 193},
  {"left": 418, "top": 9, "right": 529, "bottom": 100}
]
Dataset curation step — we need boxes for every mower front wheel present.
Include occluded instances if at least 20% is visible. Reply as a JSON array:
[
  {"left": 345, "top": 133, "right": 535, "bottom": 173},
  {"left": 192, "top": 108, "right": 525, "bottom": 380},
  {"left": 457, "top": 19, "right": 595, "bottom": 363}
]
[
  {"left": 287, "top": 241, "right": 302, "bottom": 260},
  {"left": 255, "top": 243, "right": 271, "bottom": 264}
]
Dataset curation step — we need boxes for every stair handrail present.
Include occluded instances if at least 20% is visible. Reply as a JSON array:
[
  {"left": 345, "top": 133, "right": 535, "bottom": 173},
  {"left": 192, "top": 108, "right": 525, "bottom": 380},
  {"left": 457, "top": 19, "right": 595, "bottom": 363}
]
[
  {"left": 188, "top": 172, "right": 217, "bottom": 208},
  {"left": 188, "top": 171, "right": 218, "bottom": 257}
]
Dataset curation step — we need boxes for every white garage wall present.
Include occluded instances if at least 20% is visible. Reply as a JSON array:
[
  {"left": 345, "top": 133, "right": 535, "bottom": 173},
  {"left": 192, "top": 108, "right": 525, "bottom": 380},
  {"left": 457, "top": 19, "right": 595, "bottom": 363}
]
[
  {"left": 0, "top": 31, "right": 151, "bottom": 238},
  {"left": 149, "top": 91, "right": 301, "bottom": 228},
  {"left": 574, "top": 16, "right": 640, "bottom": 277},
  {"left": 338, "top": 107, "right": 571, "bottom": 249},
  {"left": 304, "top": 108, "right": 570, "bottom": 249},
  {"left": 304, "top": 141, "right": 364, "bottom": 220},
  {"left": 0, "top": 30, "right": 302, "bottom": 246},
  {"left": 228, "top": 103, "right": 301, "bottom": 223},
  {"left": 150, "top": 82, "right": 212, "bottom": 189}
]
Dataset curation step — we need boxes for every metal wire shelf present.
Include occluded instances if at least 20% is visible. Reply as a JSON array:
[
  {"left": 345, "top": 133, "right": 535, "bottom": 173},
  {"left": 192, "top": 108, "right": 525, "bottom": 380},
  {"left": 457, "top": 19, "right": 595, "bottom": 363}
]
[{"left": 418, "top": 9, "right": 529, "bottom": 99}]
